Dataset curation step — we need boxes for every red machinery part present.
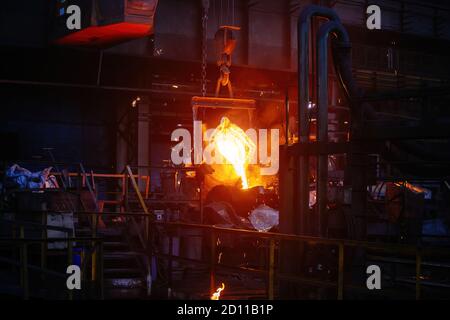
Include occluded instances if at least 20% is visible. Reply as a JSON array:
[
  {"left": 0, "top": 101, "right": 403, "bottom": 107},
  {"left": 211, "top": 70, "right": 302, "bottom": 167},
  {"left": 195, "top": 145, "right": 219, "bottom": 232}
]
[{"left": 52, "top": 0, "right": 158, "bottom": 47}]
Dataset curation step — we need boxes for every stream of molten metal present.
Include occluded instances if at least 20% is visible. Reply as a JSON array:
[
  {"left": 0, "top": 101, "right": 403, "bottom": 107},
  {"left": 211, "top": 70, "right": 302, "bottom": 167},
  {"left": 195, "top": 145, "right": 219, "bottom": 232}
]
[
  {"left": 210, "top": 283, "right": 225, "bottom": 300},
  {"left": 209, "top": 117, "right": 255, "bottom": 189}
]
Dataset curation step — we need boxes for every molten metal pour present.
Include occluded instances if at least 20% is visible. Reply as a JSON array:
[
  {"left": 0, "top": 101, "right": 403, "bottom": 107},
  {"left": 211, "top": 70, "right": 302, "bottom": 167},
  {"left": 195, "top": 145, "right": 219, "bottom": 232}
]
[{"left": 209, "top": 117, "right": 255, "bottom": 189}]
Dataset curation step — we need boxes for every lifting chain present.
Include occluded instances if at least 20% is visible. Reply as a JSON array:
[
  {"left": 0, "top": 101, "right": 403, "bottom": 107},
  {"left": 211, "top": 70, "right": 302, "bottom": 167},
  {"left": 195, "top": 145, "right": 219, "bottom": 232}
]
[
  {"left": 201, "top": 0, "right": 210, "bottom": 97},
  {"left": 214, "top": 26, "right": 236, "bottom": 98}
]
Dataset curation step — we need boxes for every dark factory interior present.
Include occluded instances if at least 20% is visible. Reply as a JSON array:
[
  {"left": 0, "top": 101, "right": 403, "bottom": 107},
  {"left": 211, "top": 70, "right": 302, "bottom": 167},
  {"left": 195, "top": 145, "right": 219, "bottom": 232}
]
[{"left": 1, "top": 0, "right": 450, "bottom": 301}]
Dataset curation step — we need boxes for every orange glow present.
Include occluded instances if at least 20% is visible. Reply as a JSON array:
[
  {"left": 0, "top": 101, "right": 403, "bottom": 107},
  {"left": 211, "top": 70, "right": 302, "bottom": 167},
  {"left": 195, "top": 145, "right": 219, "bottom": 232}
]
[
  {"left": 210, "top": 283, "right": 225, "bottom": 300},
  {"left": 395, "top": 181, "right": 426, "bottom": 194},
  {"left": 209, "top": 117, "right": 255, "bottom": 189},
  {"left": 185, "top": 170, "right": 196, "bottom": 178}
]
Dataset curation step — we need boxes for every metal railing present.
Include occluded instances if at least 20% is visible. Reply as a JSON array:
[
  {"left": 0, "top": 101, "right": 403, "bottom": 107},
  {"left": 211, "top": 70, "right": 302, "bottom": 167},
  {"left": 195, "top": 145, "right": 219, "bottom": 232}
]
[
  {"left": 0, "top": 234, "right": 104, "bottom": 300},
  {"left": 3, "top": 169, "right": 449, "bottom": 299},
  {"left": 3, "top": 209, "right": 450, "bottom": 299},
  {"left": 149, "top": 220, "right": 450, "bottom": 300}
]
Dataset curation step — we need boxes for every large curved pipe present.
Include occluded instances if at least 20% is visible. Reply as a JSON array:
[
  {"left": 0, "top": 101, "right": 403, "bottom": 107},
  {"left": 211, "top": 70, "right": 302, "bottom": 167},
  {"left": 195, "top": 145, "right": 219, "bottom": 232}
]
[
  {"left": 317, "top": 21, "right": 350, "bottom": 143},
  {"left": 297, "top": 5, "right": 341, "bottom": 235},
  {"left": 316, "top": 21, "right": 350, "bottom": 236},
  {"left": 298, "top": 5, "right": 341, "bottom": 140},
  {"left": 296, "top": 6, "right": 445, "bottom": 237}
]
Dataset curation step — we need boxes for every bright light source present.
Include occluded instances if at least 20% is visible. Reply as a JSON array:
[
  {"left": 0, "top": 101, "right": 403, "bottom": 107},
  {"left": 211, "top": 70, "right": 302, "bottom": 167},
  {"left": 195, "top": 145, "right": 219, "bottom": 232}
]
[
  {"left": 209, "top": 117, "right": 256, "bottom": 189},
  {"left": 211, "top": 283, "right": 225, "bottom": 300},
  {"left": 131, "top": 96, "right": 141, "bottom": 108}
]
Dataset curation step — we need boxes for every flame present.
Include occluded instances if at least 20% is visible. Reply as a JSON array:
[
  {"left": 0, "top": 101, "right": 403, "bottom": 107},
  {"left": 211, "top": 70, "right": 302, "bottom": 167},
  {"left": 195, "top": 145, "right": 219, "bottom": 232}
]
[
  {"left": 210, "top": 283, "right": 225, "bottom": 300},
  {"left": 209, "top": 117, "right": 256, "bottom": 189}
]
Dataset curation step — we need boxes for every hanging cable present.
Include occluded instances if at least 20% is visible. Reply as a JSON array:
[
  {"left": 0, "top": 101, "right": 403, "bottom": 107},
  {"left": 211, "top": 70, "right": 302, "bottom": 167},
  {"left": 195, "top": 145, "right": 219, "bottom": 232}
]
[
  {"left": 201, "top": 0, "right": 210, "bottom": 97},
  {"left": 227, "top": 0, "right": 230, "bottom": 25},
  {"left": 220, "top": 0, "right": 223, "bottom": 26},
  {"left": 213, "top": 0, "right": 216, "bottom": 29},
  {"left": 232, "top": 0, "right": 235, "bottom": 26}
]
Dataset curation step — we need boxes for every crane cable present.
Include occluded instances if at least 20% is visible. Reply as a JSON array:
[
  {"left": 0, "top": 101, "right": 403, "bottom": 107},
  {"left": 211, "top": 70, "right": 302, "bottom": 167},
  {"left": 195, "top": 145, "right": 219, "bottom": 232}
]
[{"left": 201, "top": 0, "right": 210, "bottom": 97}]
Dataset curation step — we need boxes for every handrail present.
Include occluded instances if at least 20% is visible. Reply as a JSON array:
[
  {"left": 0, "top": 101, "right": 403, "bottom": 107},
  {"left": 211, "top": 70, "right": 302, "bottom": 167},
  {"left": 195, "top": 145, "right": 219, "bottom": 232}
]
[
  {"left": 123, "top": 165, "right": 150, "bottom": 259},
  {"left": 0, "top": 237, "right": 103, "bottom": 300},
  {"left": 5, "top": 210, "right": 450, "bottom": 252},
  {"left": 0, "top": 237, "right": 102, "bottom": 243},
  {"left": 3, "top": 209, "right": 450, "bottom": 299},
  {"left": 0, "top": 218, "right": 73, "bottom": 234},
  {"left": 147, "top": 220, "right": 450, "bottom": 300},
  {"left": 150, "top": 220, "right": 447, "bottom": 254},
  {"left": 52, "top": 210, "right": 440, "bottom": 300},
  {"left": 79, "top": 163, "right": 99, "bottom": 212},
  {"left": 125, "top": 165, "right": 149, "bottom": 215}
]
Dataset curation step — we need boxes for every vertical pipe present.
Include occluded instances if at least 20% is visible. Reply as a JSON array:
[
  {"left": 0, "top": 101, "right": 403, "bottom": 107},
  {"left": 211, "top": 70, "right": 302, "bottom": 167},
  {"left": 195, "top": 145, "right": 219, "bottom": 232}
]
[
  {"left": 316, "top": 21, "right": 350, "bottom": 237},
  {"left": 67, "top": 240, "right": 73, "bottom": 300},
  {"left": 317, "top": 29, "right": 329, "bottom": 237},
  {"left": 41, "top": 212, "right": 47, "bottom": 281},
  {"left": 297, "top": 5, "right": 340, "bottom": 235},
  {"left": 121, "top": 175, "right": 126, "bottom": 201},
  {"left": 11, "top": 226, "right": 17, "bottom": 273},
  {"left": 81, "top": 249, "right": 86, "bottom": 284},
  {"left": 337, "top": 243, "right": 344, "bottom": 300},
  {"left": 285, "top": 91, "right": 289, "bottom": 145},
  {"left": 91, "top": 214, "right": 97, "bottom": 281},
  {"left": 317, "top": 24, "right": 331, "bottom": 237},
  {"left": 19, "top": 226, "right": 28, "bottom": 299},
  {"left": 210, "top": 229, "right": 217, "bottom": 295},
  {"left": 298, "top": 14, "right": 311, "bottom": 235},
  {"left": 200, "top": 183, "right": 204, "bottom": 224},
  {"left": 77, "top": 167, "right": 81, "bottom": 194},
  {"left": 19, "top": 226, "right": 24, "bottom": 287},
  {"left": 21, "top": 243, "right": 29, "bottom": 300},
  {"left": 168, "top": 234, "right": 173, "bottom": 295},
  {"left": 145, "top": 212, "right": 149, "bottom": 249},
  {"left": 98, "top": 241, "right": 104, "bottom": 300},
  {"left": 125, "top": 175, "right": 129, "bottom": 211},
  {"left": 268, "top": 239, "right": 275, "bottom": 300},
  {"left": 416, "top": 249, "right": 422, "bottom": 300},
  {"left": 145, "top": 176, "right": 150, "bottom": 199},
  {"left": 147, "top": 217, "right": 153, "bottom": 296}
]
